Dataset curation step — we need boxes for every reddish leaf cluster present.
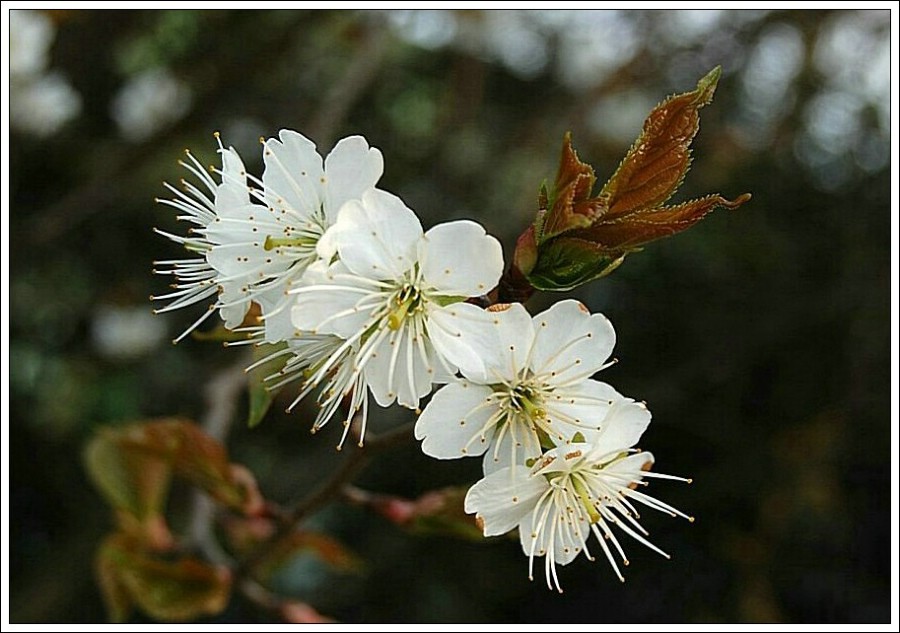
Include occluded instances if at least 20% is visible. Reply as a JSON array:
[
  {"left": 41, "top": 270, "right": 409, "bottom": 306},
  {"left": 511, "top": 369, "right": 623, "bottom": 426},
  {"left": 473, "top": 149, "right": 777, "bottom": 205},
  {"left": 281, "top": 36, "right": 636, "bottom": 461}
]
[
  {"left": 85, "top": 418, "right": 359, "bottom": 622},
  {"left": 511, "top": 67, "right": 751, "bottom": 294},
  {"left": 96, "top": 534, "right": 231, "bottom": 623},
  {"left": 85, "top": 419, "right": 263, "bottom": 622}
]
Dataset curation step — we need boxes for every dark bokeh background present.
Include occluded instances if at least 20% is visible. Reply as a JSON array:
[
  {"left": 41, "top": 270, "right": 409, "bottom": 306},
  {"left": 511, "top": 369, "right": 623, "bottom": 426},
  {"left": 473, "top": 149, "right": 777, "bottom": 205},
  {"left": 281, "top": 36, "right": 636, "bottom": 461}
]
[{"left": 7, "top": 9, "right": 891, "bottom": 623}]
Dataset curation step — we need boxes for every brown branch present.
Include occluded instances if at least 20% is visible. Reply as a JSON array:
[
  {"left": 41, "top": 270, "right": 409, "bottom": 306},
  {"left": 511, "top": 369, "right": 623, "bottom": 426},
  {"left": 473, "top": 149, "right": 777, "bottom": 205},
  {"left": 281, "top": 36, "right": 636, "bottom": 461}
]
[
  {"left": 238, "top": 579, "right": 334, "bottom": 623},
  {"left": 235, "top": 419, "right": 415, "bottom": 577}
]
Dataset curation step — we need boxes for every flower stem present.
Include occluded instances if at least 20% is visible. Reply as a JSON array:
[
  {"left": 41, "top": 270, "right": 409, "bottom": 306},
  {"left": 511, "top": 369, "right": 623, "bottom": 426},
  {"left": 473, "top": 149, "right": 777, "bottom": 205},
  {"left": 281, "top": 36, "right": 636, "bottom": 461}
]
[{"left": 496, "top": 263, "right": 536, "bottom": 304}]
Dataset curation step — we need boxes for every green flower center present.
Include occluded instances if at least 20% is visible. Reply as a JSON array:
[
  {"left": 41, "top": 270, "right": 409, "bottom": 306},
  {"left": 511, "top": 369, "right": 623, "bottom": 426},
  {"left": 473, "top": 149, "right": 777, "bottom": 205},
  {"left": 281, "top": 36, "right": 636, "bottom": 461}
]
[
  {"left": 387, "top": 283, "right": 425, "bottom": 330},
  {"left": 502, "top": 384, "right": 546, "bottom": 420},
  {"left": 571, "top": 473, "right": 601, "bottom": 523},
  {"left": 263, "top": 234, "right": 320, "bottom": 251}
]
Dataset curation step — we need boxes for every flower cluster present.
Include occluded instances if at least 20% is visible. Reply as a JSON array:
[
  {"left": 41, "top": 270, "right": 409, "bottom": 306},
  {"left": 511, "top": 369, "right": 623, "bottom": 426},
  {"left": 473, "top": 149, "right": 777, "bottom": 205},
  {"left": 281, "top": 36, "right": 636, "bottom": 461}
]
[
  {"left": 155, "top": 130, "right": 690, "bottom": 590},
  {"left": 418, "top": 300, "right": 692, "bottom": 591}
]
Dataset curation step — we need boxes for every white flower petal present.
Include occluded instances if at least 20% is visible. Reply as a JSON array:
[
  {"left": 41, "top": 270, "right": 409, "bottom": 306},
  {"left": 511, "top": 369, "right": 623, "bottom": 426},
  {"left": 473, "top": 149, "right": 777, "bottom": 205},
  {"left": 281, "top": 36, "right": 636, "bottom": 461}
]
[
  {"left": 393, "top": 330, "right": 434, "bottom": 410},
  {"left": 219, "top": 296, "right": 251, "bottom": 330},
  {"left": 427, "top": 303, "right": 489, "bottom": 381},
  {"left": 518, "top": 504, "right": 586, "bottom": 568},
  {"left": 205, "top": 238, "right": 269, "bottom": 278},
  {"left": 419, "top": 220, "right": 504, "bottom": 297},
  {"left": 365, "top": 326, "right": 404, "bottom": 408},
  {"left": 480, "top": 303, "right": 536, "bottom": 381},
  {"left": 315, "top": 221, "right": 340, "bottom": 260},
  {"left": 543, "top": 379, "right": 623, "bottom": 446},
  {"left": 216, "top": 147, "right": 252, "bottom": 210},
  {"left": 363, "top": 322, "right": 434, "bottom": 409},
  {"left": 291, "top": 261, "right": 374, "bottom": 338},
  {"left": 465, "top": 467, "right": 547, "bottom": 537},
  {"left": 323, "top": 136, "right": 383, "bottom": 220},
  {"left": 530, "top": 443, "right": 591, "bottom": 478},
  {"left": 262, "top": 129, "right": 324, "bottom": 218},
  {"left": 604, "top": 450, "right": 655, "bottom": 477},
  {"left": 415, "top": 382, "right": 496, "bottom": 459},
  {"left": 430, "top": 358, "right": 458, "bottom": 384},
  {"left": 291, "top": 288, "right": 368, "bottom": 339},
  {"left": 593, "top": 400, "right": 652, "bottom": 457},
  {"left": 530, "top": 299, "right": 616, "bottom": 384},
  {"left": 332, "top": 189, "right": 422, "bottom": 279},
  {"left": 481, "top": 424, "right": 542, "bottom": 475},
  {"left": 428, "top": 302, "right": 534, "bottom": 384},
  {"left": 203, "top": 205, "right": 268, "bottom": 244},
  {"left": 256, "top": 286, "right": 302, "bottom": 343}
]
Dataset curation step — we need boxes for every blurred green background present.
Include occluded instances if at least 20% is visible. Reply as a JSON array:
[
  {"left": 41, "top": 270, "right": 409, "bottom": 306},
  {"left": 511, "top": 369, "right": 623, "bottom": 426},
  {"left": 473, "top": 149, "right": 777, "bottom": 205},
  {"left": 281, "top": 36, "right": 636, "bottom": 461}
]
[{"left": 7, "top": 9, "right": 891, "bottom": 623}]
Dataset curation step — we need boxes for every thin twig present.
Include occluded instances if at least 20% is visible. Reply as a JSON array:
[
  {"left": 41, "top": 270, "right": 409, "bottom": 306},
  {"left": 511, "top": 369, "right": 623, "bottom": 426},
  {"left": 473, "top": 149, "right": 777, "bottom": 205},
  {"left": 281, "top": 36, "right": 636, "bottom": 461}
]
[
  {"left": 200, "top": 356, "right": 250, "bottom": 440},
  {"left": 308, "top": 19, "right": 391, "bottom": 147},
  {"left": 236, "top": 419, "right": 415, "bottom": 576},
  {"left": 187, "top": 356, "right": 249, "bottom": 563},
  {"left": 238, "top": 578, "right": 282, "bottom": 612},
  {"left": 238, "top": 578, "right": 334, "bottom": 622}
]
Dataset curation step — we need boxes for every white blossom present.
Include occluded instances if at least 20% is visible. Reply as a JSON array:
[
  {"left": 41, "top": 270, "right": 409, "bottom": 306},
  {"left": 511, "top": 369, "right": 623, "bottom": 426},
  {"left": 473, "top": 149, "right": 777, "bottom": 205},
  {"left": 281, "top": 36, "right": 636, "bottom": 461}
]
[
  {"left": 10, "top": 71, "right": 82, "bottom": 138},
  {"left": 249, "top": 130, "right": 383, "bottom": 342},
  {"left": 153, "top": 130, "right": 383, "bottom": 342},
  {"left": 291, "top": 189, "right": 504, "bottom": 414},
  {"left": 464, "top": 401, "right": 692, "bottom": 591},
  {"left": 256, "top": 333, "right": 369, "bottom": 449},
  {"left": 152, "top": 134, "right": 261, "bottom": 339},
  {"left": 415, "top": 300, "right": 620, "bottom": 473},
  {"left": 92, "top": 305, "right": 168, "bottom": 360}
]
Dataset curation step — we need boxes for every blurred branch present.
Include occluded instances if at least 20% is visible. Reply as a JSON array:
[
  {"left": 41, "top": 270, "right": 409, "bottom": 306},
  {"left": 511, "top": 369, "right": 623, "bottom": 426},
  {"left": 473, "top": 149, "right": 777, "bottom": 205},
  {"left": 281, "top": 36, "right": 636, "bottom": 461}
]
[
  {"left": 187, "top": 356, "right": 249, "bottom": 564},
  {"left": 235, "top": 419, "right": 415, "bottom": 577},
  {"left": 239, "top": 579, "right": 334, "bottom": 623},
  {"left": 200, "top": 356, "right": 249, "bottom": 441},
  {"left": 308, "top": 19, "right": 391, "bottom": 147}
]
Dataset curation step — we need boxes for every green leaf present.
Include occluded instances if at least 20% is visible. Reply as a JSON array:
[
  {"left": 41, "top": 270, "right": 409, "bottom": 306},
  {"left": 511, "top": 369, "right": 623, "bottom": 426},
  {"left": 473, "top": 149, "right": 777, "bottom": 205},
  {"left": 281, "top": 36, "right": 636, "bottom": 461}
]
[
  {"left": 97, "top": 534, "right": 231, "bottom": 622},
  {"left": 570, "top": 192, "right": 752, "bottom": 252},
  {"left": 511, "top": 224, "right": 539, "bottom": 277},
  {"left": 221, "top": 516, "right": 361, "bottom": 577},
  {"left": 84, "top": 426, "right": 174, "bottom": 546},
  {"left": 96, "top": 536, "right": 134, "bottom": 623},
  {"left": 527, "top": 237, "right": 626, "bottom": 292},
  {"left": 266, "top": 531, "right": 363, "bottom": 575},
  {"left": 247, "top": 342, "right": 288, "bottom": 428},
  {"left": 85, "top": 419, "right": 264, "bottom": 528},
  {"left": 126, "top": 420, "right": 263, "bottom": 514}
]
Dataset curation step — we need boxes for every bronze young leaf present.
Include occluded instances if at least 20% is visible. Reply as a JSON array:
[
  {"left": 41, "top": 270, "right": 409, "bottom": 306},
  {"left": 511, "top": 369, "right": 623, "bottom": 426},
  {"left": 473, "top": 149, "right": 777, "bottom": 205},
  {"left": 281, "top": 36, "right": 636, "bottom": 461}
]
[{"left": 511, "top": 66, "right": 751, "bottom": 294}]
